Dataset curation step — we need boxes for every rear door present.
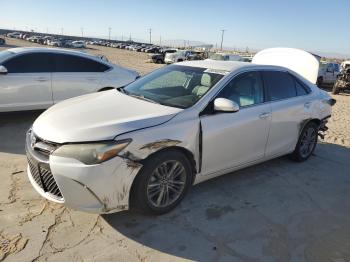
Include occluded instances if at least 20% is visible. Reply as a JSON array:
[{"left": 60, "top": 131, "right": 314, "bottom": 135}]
[
  {"left": 263, "top": 70, "right": 312, "bottom": 157},
  {"left": 51, "top": 53, "right": 110, "bottom": 103},
  {"left": 0, "top": 52, "right": 53, "bottom": 112}
]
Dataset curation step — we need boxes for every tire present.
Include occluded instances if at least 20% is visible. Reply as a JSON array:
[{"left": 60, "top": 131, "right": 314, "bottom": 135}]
[
  {"left": 156, "top": 59, "right": 162, "bottom": 64},
  {"left": 290, "top": 122, "right": 319, "bottom": 162},
  {"left": 131, "top": 150, "right": 193, "bottom": 215},
  {"left": 332, "top": 82, "right": 340, "bottom": 95},
  {"left": 317, "top": 77, "right": 323, "bottom": 87}
]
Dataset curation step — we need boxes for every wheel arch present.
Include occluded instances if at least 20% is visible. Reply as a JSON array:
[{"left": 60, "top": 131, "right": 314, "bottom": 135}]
[{"left": 128, "top": 146, "right": 197, "bottom": 208}]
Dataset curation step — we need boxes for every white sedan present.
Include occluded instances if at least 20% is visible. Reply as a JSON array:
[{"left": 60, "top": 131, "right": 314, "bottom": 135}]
[
  {"left": 0, "top": 47, "right": 139, "bottom": 112},
  {"left": 26, "top": 48, "right": 335, "bottom": 215}
]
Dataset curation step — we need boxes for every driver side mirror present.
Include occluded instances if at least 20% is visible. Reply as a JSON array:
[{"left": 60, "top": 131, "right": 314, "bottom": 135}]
[
  {"left": 214, "top": 98, "right": 239, "bottom": 113},
  {"left": 0, "top": 65, "right": 8, "bottom": 75}
]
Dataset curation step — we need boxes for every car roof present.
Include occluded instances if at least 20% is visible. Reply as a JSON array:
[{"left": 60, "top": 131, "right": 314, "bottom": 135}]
[
  {"left": 6, "top": 47, "right": 92, "bottom": 58},
  {"left": 176, "top": 60, "right": 257, "bottom": 72},
  {"left": 176, "top": 60, "right": 298, "bottom": 75}
]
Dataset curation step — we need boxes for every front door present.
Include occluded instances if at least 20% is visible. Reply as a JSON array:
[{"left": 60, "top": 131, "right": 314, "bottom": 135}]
[
  {"left": 200, "top": 71, "right": 271, "bottom": 176},
  {"left": 0, "top": 52, "right": 53, "bottom": 112}
]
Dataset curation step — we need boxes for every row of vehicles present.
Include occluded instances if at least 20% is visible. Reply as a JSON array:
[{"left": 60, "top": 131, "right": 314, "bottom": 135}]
[
  {"left": 6, "top": 31, "right": 86, "bottom": 48},
  {"left": 0, "top": 45, "right": 336, "bottom": 215}
]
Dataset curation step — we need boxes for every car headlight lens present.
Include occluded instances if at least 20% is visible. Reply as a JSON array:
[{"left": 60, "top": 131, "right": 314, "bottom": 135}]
[{"left": 52, "top": 139, "right": 131, "bottom": 165}]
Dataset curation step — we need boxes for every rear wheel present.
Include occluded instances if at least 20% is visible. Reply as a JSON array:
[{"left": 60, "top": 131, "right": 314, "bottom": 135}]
[
  {"left": 131, "top": 150, "right": 192, "bottom": 215},
  {"left": 290, "top": 122, "right": 319, "bottom": 162},
  {"left": 317, "top": 77, "right": 323, "bottom": 87}
]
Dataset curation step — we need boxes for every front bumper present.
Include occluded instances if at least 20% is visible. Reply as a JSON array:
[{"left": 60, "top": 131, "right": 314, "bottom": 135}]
[{"left": 25, "top": 131, "right": 143, "bottom": 214}]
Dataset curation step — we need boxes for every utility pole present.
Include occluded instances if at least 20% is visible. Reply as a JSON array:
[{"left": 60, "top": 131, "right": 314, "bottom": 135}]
[
  {"left": 121, "top": 34, "right": 124, "bottom": 41},
  {"left": 108, "top": 27, "right": 111, "bottom": 40},
  {"left": 129, "top": 33, "right": 132, "bottom": 41},
  {"left": 159, "top": 35, "right": 161, "bottom": 46},
  {"left": 149, "top": 28, "right": 152, "bottom": 44},
  {"left": 61, "top": 27, "right": 64, "bottom": 35},
  {"left": 220, "top": 29, "right": 226, "bottom": 51},
  {"left": 81, "top": 27, "right": 84, "bottom": 37}
]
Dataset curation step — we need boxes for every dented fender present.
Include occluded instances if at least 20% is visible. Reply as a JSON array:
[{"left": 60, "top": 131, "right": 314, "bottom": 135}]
[{"left": 116, "top": 114, "right": 201, "bottom": 174}]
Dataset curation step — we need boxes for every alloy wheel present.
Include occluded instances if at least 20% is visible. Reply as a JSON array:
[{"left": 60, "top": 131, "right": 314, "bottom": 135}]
[{"left": 146, "top": 160, "right": 186, "bottom": 208}]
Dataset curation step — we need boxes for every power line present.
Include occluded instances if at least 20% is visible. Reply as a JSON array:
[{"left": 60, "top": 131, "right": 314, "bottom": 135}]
[
  {"left": 220, "top": 29, "right": 226, "bottom": 51},
  {"left": 149, "top": 28, "right": 152, "bottom": 44}
]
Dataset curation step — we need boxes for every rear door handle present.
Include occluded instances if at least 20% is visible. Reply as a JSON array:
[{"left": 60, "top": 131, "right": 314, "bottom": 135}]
[
  {"left": 259, "top": 112, "right": 270, "bottom": 119},
  {"left": 86, "top": 77, "right": 98, "bottom": 81}
]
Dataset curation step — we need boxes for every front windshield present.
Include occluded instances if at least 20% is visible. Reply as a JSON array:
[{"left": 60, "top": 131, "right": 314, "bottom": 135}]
[{"left": 124, "top": 65, "right": 224, "bottom": 109}]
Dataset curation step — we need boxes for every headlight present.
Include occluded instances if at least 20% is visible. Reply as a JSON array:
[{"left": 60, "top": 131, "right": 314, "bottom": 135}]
[{"left": 52, "top": 139, "right": 131, "bottom": 165}]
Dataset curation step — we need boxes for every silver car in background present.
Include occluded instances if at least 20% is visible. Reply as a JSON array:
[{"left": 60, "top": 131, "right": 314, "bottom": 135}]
[
  {"left": 26, "top": 49, "right": 335, "bottom": 215},
  {"left": 0, "top": 47, "right": 139, "bottom": 112}
]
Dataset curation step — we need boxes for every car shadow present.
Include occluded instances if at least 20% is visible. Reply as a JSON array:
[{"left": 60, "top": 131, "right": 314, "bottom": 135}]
[
  {"left": 0, "top": 110, "right": 43, "bottom": 155},
  {"left": 102, "top": 142, "right": 350, "bottom": 261}
]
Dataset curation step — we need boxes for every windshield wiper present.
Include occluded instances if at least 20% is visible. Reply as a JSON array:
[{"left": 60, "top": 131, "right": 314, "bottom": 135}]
[
  {"left": 128, "top": 93, "right": 160, "bottom": 104},
  {"left": 116, "top": 87, "right": 128, "bottom": 94}
]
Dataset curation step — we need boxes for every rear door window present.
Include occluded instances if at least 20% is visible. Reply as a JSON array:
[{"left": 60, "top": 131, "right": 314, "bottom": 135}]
[
  {"left": 52, "top": 54, "right": 110, "bottom": 72},
  {"left": 263, "top": 71, "right": 296, "bottom": 101},
  {"left": 3, "top": 53, "right": 53, "bottom": 73}
]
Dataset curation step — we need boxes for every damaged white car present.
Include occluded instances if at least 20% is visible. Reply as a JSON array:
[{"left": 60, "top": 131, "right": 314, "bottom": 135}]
[{"left": 26, "top": 48, "right": 335, "bottom": 214}]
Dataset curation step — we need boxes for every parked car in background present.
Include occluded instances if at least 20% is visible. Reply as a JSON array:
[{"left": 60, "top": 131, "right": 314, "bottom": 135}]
[
  {"left": 71, "top": 41, "right": 86, "bottom": 48},
  {"left": 148, "top": 49, "right": 177, "bottom": 64},
  {"left": 0, "top": 47, "right": 139, "bottom": 112},
  {"left": 25, "top": 48, "right": 335, "bottom": 215},
  {"left": 317, "top": 62, "right": 340, "bottom": 86},
  {"left": 7, "top": 32, "right": 22, "bottom": 38},
  {"left": 208, "top": 53, "right": 243, "bottom": 61},
  {"left": 0, "top": 37, "right": 5, "bottom": 45},
  {"left": 332, "top": 67, "right": 350, "bottom": 94},
  {"left": 164, "top": 50, "right": 196, "bottom": 64},
  {"left": 340, "top": 61, "right": 350, "bottom": 71}
]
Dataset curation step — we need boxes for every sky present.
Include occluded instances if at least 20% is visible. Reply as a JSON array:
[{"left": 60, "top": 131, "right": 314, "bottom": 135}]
[{"left": 1, "top": 0, "right": 349, "bottom": 57}]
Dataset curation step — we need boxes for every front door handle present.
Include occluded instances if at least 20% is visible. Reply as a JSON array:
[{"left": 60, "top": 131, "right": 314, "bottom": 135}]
[
  {"left": 259, "top": 112, "right": 270, "bottom": 119},
  {"left": 36, "top": 77, "right": 49, "bottom": 82}
]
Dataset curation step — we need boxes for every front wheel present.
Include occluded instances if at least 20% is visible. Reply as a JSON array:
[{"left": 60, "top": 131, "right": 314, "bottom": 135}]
[
  {"left": 131, "top": 150, "right": 193, "bottom": 215},
  {"left": 290, "top": 122, "right": 319, "bottom": 162}
]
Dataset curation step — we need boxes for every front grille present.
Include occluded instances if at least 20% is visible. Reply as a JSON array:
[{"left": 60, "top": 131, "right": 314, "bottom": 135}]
[
  {"left": 27, "top": 154, "right": 63, "bottom": 199},
  {"left": 26, "top": 130, "right": 63, "bottom": 200}
]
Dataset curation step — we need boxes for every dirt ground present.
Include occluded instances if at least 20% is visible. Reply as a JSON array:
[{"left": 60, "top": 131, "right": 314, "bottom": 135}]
[{"left": 1, "top": 38, "right": 350, "bottom": 262}]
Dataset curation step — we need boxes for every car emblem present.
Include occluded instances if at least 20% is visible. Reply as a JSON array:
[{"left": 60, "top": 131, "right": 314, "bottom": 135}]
[{"left": 30, "top": 132, "right": 36, "bottom": 148}]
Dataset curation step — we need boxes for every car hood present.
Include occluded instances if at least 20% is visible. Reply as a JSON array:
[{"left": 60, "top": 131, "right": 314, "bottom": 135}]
[{"left": 33, "top": 90, "right": 182, "bottom": 143}]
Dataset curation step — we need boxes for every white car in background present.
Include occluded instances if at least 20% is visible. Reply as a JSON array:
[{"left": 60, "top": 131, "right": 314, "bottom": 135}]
[
  {"left": 0, "top": 47, "right": 139, "bottom": 112},
  {"left": 317, "top": 62, "right": 341, "bottom": 86},
  {"left": 71, "top": 41, "right": 86, "bottom": 48},
  {"left": 207, "top": 53, "right": 243, "bottom": 61},
  {"left": 164, "top": 50, "right": 194, "bottom": 64},
  {"left": 26, "top": 48, "right": 335, "bottom": 215}
]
